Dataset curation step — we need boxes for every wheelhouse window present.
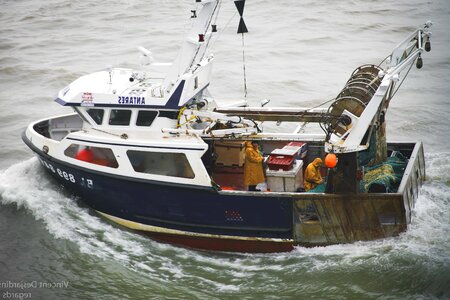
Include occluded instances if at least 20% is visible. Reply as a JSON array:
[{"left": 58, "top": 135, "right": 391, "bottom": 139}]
[
  {"left": 87, "top": 108, "right": 104, "bottom": 125},
  {"left": 127, "top": 151, "right": 195, "bottom": 178},
  {"left": 136, "top": 110, "right": 158, "bottom": 127},
  {"left": 109, "top": 109, "right": 131, "bottom": 126},
  {"left": 64, "top": 144, "right": 118, "bottom": 168}
]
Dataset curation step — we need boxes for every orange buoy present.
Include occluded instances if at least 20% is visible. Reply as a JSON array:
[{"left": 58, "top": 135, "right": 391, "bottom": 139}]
[
  {"left": 325, "top": 153, "right": 337, "bottom": 168},
  {"left": 75, "top": 149, "right": 93, "bottom": 162}
]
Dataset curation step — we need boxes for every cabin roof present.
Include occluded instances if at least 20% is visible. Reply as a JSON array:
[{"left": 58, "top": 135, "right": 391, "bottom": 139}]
[{"left": 66, "top": 128, "right": 208, "bottom": 151}]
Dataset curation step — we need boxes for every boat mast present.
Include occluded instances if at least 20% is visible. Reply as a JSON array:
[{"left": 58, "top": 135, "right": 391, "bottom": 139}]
[{"left": 162, "top": 0, "right": 219, "bottom": 95}]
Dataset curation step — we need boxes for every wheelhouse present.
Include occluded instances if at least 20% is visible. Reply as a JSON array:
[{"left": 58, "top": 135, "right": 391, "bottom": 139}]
[{"left": 75, "top": 106, "right": 179, "bottom": 130}]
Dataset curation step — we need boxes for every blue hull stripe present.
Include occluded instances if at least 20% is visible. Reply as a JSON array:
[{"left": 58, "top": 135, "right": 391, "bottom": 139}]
[
  {"left": 23, "top": 132, "right": 293, "bottom": 239},
  {"left": 134, "top": 214, "right": 290, "bottom": 232}
]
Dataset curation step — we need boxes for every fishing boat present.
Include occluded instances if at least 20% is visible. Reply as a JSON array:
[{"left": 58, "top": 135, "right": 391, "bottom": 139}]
[{"left": 22, "top": 1, "right": 432, "bottom": 252}]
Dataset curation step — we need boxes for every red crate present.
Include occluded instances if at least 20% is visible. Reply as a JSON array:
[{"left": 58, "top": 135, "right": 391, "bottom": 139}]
[{"left": 268, "top": 155, "right": 294, "bottom": 171}]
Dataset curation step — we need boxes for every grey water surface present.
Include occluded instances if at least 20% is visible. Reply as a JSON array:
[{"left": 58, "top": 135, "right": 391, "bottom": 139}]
[{"left": 1, "top": 0, "right": 449, "bottom": 299}]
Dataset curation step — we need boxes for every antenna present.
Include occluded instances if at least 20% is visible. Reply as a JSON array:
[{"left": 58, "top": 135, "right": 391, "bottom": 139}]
[{"left": 106, "top": 64, "right": 113, "bottom": 84}]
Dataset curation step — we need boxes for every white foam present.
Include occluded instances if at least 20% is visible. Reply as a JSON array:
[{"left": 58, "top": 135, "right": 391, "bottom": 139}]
[
  {"left": 424, "top": 152, "right": 450, "bottom": 183},
  {"left": 0, "top": 158, "right": 152, "bottom": 265},
  {"left": 0, "top": 158, "right": 233, "bottom": 283},
  {"left": 196, "top": 276, "right": 241, "bottom": 292},
  {"left": 167, "top": 152, "right": 450, "bottom": 278},
  {"left": 1, "top": 153, "right": 448, "bottom": 285}
]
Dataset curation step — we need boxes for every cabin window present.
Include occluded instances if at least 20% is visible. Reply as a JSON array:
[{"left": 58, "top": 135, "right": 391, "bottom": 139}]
[
  {"left": 87, "top": 109, "right": 104, "bottom": 125},
  {"left": 64, "top": 144, "right": 118, "bottom": 168},
  {"left": 127, "top": 150, "right": 195, "bottom": 178},
  {"left": 136, "top": 110, "right": 158, "bottom": 127},
  {"left": 109, "top": 109, "right": 131, "bottom": 126},
  {"left": 159, "top": 110, "right": 178, "bottom": 119}
]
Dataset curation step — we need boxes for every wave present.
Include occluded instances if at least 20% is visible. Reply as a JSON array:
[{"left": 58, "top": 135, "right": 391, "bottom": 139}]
[{"left": 1, "top": 154, "right": 449, "bottom": 298}]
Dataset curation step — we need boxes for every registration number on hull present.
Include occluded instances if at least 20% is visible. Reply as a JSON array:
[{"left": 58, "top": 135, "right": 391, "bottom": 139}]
[{"left": 38, "top": 157, "right": 94, "bottom": 189}]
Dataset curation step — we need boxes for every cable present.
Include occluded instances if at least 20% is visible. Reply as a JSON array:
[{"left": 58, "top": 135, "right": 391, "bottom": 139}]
[
  {"left": 209, "top": 11, "right": 238, "bottom": 51},
  {"left": 188, "top": 1, "right": 221, "bottom": 72},
  {"left": 213, "top": 0, "right": 222, "bottom": 25},
  {"left": 199, "top": 0, "right": 222, "bottom": 62},
  {"left": 377, "top": 54, "right": 390, "bottom": 67},
  {"left": 390, "top": 58, "right": 414, "bottom": 99},
  {"left": 241, "top": 33, "right": 248, "bottom": 101}
]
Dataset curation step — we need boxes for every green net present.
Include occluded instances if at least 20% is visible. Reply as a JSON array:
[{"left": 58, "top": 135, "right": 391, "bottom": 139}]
[
  {"left": 307, "top": 183, "right": 326, "bottom": 193},
  {"left": 362, "top": 151, "right": 408, "bottom": 193}
]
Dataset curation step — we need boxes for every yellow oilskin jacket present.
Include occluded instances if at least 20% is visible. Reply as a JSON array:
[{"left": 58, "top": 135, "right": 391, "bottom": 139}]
[
  {"left": 243, "top": 142, "right": 265, "bottom": 186},
  {"left": 304, "top": 158, "right": 323, "bottom": 191}
]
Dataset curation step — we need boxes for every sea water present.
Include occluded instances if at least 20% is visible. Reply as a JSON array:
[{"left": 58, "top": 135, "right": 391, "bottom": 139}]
[{"left": 1, "top": 0, "right": 449, "bottom": 299}]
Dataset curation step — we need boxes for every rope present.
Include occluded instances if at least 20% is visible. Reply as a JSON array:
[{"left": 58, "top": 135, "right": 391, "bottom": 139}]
[
  {"left": 178, "top": 116, "right": 198, "bottom": 128},
  {"left": 378, "top": 42, "right": 416, "bottom": 98},
  {"left": 389, "top": 53, "right": 415, "bottom": 100},
  {"left": 91, "top": 127, "right": 124, "bottom": 138},
  {"left": 300, "top": 97, "right": 336, "bottom": 113},
  {"left": 188, "top": 1, "right": 221, "bottom": 72},
  {"left": 199, "top": 0, "right": 221, "bottom": 62},
  {"left": 213, "top": 0, "right": 222, "bottom": 26},
  {"left": 294, "top": 97, "right": 336, "bottom": 133},
  {"left": 176, "top": 106, "right": 187, "bottom": 128},
  {"left": 241, "top": 33, "right": 248, "bottom": 101},
  {"left": 377, "top": 54, "right": 390, "bottom": 67},
  {"left": 209, "top": 11, "right": 238, "bottom": 51}
]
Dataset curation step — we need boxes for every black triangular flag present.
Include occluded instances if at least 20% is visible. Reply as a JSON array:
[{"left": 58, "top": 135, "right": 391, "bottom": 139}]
[
  {"left": 237, "top": 18, "right": 248, "bottom": 34},
  {"left": 234, "top": 0, "right": 245, "bottom": 17}
]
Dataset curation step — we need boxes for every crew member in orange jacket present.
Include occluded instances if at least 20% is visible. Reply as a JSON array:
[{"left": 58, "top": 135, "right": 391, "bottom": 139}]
[
  {"left": 244, "top": 141, "right": 265, "bottom": 191},
  {"left": 304, "top": 158, "right": 323, "bottom": 191}
]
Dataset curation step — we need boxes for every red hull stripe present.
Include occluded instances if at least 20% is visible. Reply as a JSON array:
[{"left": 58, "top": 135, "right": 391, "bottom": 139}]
[
  {"left": 147, "top": 232, "right": 294, "bottom": 253},
  {"left": 97, "top": 210, "right": 294, "bottom": 253}
]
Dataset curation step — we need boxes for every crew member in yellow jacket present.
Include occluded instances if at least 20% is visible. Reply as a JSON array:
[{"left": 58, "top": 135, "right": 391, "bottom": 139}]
[
  {"left": 304, "top": 158, "right": 323, "bottom": 191},
  {"left": 244, "top": 141, "right": 265, "bottom": 191}
]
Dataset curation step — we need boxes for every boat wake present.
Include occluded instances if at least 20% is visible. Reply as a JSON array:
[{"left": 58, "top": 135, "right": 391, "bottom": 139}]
[
  {"left": 1, "top": 155, "right": 449, "bottom": 297},
  {"left": 0, "top": 158, "right": 150, "bottom": 257}
]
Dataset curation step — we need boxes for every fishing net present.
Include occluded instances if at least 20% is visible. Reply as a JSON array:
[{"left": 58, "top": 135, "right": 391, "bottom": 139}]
[
  {"left": 307, "top": 183, "right": 326, "bottom": 193},
  {"left": 363, "top": 151, "right": 408, "bottom": 193}
]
